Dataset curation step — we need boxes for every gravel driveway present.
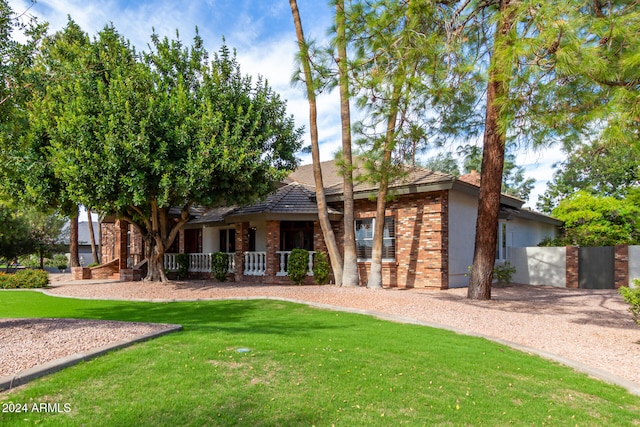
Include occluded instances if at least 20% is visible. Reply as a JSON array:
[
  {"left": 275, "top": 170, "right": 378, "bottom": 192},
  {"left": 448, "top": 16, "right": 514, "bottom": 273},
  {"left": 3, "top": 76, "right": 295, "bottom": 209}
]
[{"left": 3, "top": 275, "right": 640, "bottom": 395}]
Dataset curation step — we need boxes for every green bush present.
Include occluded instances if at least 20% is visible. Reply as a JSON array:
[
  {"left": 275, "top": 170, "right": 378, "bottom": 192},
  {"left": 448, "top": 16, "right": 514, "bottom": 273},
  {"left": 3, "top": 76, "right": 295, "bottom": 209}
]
[
  {"left": 619, "top": 279, "right": 640, "bottom": 326},
  {"left": 211, "top": 252, "right": 229, "bottom": 282},
  {"left": 288, "top": 249, "right": 309, "bottom": 285},
  {"left": 0, "top": 269, "right": 49, "bottom": 289},
  {"left": 312, "top": 251, "right": 331, "bottom": 285},
  {"left": 176, "top": 254, "right": 189, "bottom": 280},
  {"left": 87, "top": 262, "right": 100, "bottom": 268},
  {"left": 493, "top": 262, "right": 516, "bottom": 286}
]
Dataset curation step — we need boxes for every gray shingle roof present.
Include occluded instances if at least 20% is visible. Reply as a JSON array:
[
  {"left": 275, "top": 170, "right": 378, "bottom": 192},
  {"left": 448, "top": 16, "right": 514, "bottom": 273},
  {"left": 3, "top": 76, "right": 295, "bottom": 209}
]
[
  {"left": 288, "top": 159, "right": 455, "bottom": 196},
  {"left": 227, "top": 182, "right": 341, "bottom": 217}
]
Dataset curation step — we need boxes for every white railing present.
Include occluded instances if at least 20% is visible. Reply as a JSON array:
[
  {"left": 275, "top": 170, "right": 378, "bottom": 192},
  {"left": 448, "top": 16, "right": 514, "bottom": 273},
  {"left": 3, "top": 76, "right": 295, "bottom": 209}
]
[
  {"left": 164, "top": 253, "right": 179, "bottom": 272},
  {"left": 244, "top": 251, "right": 266, "bottom": 276},
  {"left": 164, "top": 253, "right": 235, "bottom": 273},
  {"left": 276, "top": 251, "right": 315, "bottom": 277},
  {"left": 165, "top": 251, "right": 315, "bottom": 278}
]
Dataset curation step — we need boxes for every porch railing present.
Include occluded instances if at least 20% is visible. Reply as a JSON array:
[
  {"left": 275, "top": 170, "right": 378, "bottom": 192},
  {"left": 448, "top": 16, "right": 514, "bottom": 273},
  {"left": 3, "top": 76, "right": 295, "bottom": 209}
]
[
  {"left": 276, "top": 251, "right": 315, "bottom": 277},
  {"left": 164, "top": 251, "right": 315, "bottom": 278},
  {"left": 243, "top": 251, "right": 266, "bottom": 276},
  {"left": 164, "top": 253, "right": 235, "bottom": 273}
]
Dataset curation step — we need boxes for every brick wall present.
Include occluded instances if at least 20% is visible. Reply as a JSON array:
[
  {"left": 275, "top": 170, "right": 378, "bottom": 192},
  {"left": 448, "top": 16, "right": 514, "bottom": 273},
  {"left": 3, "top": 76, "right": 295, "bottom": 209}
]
[
  {"left": 101, "top": 222, "right": 117, "bottom": 264},
  {"left": 614, "top": 244, "right": 629, "bottom": 290},
  {"left": 331, "top": 191, "right": 449, "bottom": 289},
  {"left": 566, "top": 246, "right": 579, "bottom": 289}
]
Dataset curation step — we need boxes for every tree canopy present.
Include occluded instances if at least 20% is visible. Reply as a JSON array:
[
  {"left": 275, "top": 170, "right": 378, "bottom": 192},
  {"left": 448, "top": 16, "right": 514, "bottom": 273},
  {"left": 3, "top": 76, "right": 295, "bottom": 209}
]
[
  {"left": 551, "top": 191, "right": 640, "bottom": 246},
  {"left": 538, "top": 139, "right": 640, "bottom": 213},
  {"left": 30, "top": 22, "right": 302, "bottom": 281}
]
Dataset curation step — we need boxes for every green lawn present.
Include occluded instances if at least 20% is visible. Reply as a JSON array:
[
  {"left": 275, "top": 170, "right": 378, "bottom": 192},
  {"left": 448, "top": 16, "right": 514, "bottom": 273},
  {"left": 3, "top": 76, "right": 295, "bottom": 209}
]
[{"left": 1, "top": 291, "right": 639, "bottom": 426}]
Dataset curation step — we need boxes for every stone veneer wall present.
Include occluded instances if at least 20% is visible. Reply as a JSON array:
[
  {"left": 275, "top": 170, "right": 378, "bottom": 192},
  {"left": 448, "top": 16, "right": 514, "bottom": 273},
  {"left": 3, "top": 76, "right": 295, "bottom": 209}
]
[{"left": 331, "top": 191, "right": 449, "bottom": 289}]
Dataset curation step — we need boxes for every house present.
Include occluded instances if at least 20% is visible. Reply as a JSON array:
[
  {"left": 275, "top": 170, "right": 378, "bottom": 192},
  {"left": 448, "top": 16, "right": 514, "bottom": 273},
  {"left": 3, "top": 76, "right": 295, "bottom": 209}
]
[{"left": 98, "top": 160, "right": 562, "bottom": 288}]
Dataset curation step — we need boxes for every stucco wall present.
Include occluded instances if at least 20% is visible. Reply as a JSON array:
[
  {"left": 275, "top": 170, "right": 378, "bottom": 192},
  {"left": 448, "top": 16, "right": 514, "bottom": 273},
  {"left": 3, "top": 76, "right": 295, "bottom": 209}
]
[
  {"left": 630, "top": 246, "right": 640, "bottom": 287},
  {"left": 508, "top": 216, "right": 558, "bottom": 248},
  {"left": 448, "top": 191, "right": 477, "bottom": 288},
  {"left": 508, "top": 246, "right": 566, "bottom": 287}
]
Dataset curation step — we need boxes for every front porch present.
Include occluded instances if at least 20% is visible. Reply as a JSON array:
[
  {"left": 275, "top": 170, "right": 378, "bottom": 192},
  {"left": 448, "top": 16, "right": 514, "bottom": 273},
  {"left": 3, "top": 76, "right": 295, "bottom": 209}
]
[{"left": 163, "top": 250, "right": 317, "bottom": 279}]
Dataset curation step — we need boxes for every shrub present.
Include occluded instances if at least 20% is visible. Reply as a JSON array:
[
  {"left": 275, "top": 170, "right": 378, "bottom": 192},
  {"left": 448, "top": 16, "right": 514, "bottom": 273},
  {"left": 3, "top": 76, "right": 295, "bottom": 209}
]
[
  {"left": 0, "top": 269, "right": 49, "bottom": 289},
  {"left": 312, "top": 252, "right": 331, "bottom": 285},
  {"left": 87, "top": 262, "right": 100, "bottom": 268},
  {"left": 211, "top": 252, "right": 229, "bottom": 282},
  {"left": 288, "top": 249, "right": 309, "bottom": 285},
  {"left": 619, "top": 279, "right": 640, "bottom": 326},
  {"left": 176, "top": 254, "right": 189, "bottom": 280},
  {"left": 493, "top": 262, "right": 516, "bottom": 286}
]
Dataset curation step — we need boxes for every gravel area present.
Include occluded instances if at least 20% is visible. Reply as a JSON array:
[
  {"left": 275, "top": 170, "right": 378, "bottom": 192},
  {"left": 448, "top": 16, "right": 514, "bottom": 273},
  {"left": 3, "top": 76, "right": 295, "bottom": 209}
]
[
  {"left": 3, "top": 274, "right": 640, "bottom": 391},
  {"left": 0, "top": 318, "right": 167, "bottom": 377}
]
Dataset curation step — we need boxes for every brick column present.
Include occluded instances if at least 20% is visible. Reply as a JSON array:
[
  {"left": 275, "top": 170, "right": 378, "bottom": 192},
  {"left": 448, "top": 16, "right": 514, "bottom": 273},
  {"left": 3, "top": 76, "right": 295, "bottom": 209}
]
[
  {"left": 178, "top": 229, "right": 185, "bottom": 254},
  {"left": 234, "top": 222, "right": 250, "bottom": 282},
  {"left": 116, "top": 219, "right": 129, "bottom": 271},
  {"left": 265, "top": 220, "right": 280, "bottom": 281},
  {"left": 614, "top": 245, "right": 629, "bottom": 289},
  {"left": 566, "top": 246, "right": 579, "bottom": 289}
]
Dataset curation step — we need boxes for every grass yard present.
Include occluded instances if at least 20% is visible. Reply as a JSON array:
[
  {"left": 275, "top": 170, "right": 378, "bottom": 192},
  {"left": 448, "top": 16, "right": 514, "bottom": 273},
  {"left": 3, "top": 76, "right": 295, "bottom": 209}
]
[{"left": 1, "top": 291, "right": 639, "bottom": 426}]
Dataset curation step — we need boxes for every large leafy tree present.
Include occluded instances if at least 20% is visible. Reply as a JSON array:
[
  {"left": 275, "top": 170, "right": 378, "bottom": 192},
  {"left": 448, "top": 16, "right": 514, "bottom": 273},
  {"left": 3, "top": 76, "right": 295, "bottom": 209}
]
[
  {"left": 538, "top": 139, "right": 640, "bottom": 213},
  {"left": 0, "top": 201, "right": 33, "bottom": 266},
  {"left": 22, "top": 207, "right": 67, "bottom": 269},
  {"left": 0, "top": 8, "right": 83, "bottom": 268},
  {"left": 552, "top": 191, "right": 640, "bottom": 246},
  {"left": 35, "top": 23, "right": 302, "bottom": 282}
]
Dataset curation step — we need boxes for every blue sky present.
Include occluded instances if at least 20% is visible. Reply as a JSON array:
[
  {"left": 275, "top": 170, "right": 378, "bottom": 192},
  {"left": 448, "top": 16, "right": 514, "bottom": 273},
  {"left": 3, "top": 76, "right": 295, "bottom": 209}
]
[{"left": 9, "top": 0, "right": 563, "bottom": 209}]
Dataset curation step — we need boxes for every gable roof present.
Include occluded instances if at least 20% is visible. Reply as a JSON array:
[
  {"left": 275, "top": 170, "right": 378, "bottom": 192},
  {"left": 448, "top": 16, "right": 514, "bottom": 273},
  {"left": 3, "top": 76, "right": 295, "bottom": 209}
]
[{"left": 288, "top": 159, "right": 457, "bottom": 199}]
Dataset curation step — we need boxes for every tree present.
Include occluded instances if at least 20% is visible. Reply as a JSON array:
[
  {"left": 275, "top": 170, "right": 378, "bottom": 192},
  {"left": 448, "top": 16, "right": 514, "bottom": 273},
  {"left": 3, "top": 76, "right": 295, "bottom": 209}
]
[
  {"left": 334, "top": 0, "right": 359, "bottom": 288},
  {"left": 458, "top": 144, "right": 535, "bottom": 201},
  {"left": 36, "top": 23, "right": 302, "bottom": 282},
  {"left": 289, "top": 0, "right": 344, "bottom": 286},
  {"left": 22, "top": 207, "right": 67, "bottom": 269},
  {"left": 452, "top": 0, "right": 631, "bottom": 299},
  {"left": 552, "top": 191, "right": 640, "bottom": 246},
  {"left": 0, "top": 201, "right": 32, "bottom": 266},
  {"left": 422, "top": 152, "right": 460, "bottom": 177},
  {"left": 346, "top": 0, "right": 477, "bottom": 288},
  {"left": 538, "top": 139, "right": 640, "bottom": 213}
]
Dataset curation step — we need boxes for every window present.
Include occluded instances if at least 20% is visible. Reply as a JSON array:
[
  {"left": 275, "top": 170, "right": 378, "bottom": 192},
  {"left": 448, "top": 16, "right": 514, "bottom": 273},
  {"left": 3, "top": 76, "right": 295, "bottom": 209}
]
[
  {"left": 355, "top": 217, "right": 395, "bottom": 261},
  {"left": 248, "top": 227, "right": 257, "bottom": 252},
  {"left": 280, "top": 221, "right": 314, "bottom": 251},
  {"left": 219, "top": 229, "right": 236, "bottom": 253},
  {"left": 495, "top": 222, "right": 507, "bottom": 261},
  {"left": 184, "top": 229, "right": 202, "bottom": 253}
]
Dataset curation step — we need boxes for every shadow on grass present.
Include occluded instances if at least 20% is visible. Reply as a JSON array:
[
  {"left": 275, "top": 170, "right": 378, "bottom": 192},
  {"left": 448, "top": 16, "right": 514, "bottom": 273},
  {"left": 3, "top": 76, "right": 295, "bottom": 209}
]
[{"left": 76, "top": 298, "right": 344, "bottom": 337}]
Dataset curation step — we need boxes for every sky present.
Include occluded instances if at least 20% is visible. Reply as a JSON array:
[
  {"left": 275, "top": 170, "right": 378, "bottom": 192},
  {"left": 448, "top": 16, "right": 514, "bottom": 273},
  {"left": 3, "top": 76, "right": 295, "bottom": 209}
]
[{"left": 8, "top": 0, "right": 565, "bottom": 211}]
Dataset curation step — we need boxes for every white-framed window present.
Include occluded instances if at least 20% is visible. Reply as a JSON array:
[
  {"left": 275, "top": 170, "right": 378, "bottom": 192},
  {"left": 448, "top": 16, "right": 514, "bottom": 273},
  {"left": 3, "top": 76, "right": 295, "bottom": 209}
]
[
  {"left": 496, "top": 222, "right": 507, "bottom": 261},
  {"left": 355, "top": 217, "right": 395, "bottom": 261},
  {"left": 219, "top": 228, "right": 236, "bottom": 253}
]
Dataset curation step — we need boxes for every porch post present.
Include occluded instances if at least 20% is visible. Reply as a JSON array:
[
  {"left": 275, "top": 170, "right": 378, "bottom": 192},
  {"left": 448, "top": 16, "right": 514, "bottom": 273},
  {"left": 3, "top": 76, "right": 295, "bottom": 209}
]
[
  {"left": 265, "top": 220, "right": 280, "bottom": 282},
  {"left": 234, "top": 222, "right": 250, "bottom": 282},
  {"left": 116, "top": 219, "right": 128, "bottom": 271}
]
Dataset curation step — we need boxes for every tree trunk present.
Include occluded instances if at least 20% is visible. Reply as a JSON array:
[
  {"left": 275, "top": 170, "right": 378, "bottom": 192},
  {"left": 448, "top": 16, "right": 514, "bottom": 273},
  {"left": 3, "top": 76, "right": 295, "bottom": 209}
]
[
  {"left": 69, "top": 207, "right": 80, "bottom": 267},
  {"left": 289, "top": 0, "right": 344, "bottom": 285},
  {"left": 336, "top": 0, "right": 358, "bottom": 287},
  {"left": 87, "top": 208, "right": 100, "bottom": 264},
  {"left": 467, "top": 0, "right": 515, "bottom": 300},
  {"left": 145, "top": 240, "right": 168, "bottom": 282},
  {"left": 367, "top": 83, "right": 401, "bottom": 289}
]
